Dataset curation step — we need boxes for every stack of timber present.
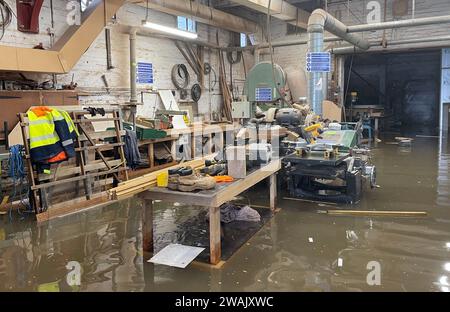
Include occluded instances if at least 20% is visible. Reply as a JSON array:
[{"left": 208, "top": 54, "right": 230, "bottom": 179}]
[
  {"left": 108, "top": 154, "right": 216, "bottom": 200},
  {"left": 216, "top": 33, "right": 233, "bottom": 122}
]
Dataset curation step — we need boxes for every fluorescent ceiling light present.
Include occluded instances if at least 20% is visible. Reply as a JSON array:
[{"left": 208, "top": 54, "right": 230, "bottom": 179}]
[{"left": 142, "top": 21, "right": 198, "bottom": 39}]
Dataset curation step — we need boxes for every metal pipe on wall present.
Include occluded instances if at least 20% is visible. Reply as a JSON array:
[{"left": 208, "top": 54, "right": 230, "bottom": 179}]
[
  {"left": 331, "top": 41, "right": 450, "bottom": 55},
  {"left": 307, "top": 9, "right": 370, "bottom": 115},
  {"left": 330, "top": 35, "right": 450, "bottom": 54},
  {"left": 306, "top": 9, "right": 450, "bottom": 114},
  {"left": 347, "top": 14, "right": 450, "bottom": 33},
  {"left": 129, "top": 29, "right": 137, "bottom": 129}
]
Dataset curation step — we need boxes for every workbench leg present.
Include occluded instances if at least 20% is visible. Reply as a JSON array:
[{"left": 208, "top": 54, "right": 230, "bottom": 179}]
[
  {"left": 170, "top": 140, "right": 177, "bottom": 162},
  {"left": 142, "top": 199, "right": 154, "bottom": 257},
  {"left": 269, "top": 173, "right": 277, "bottom": 212},
  {"left": 374, "top": 118, "right": 379, "bottom": 140},
  {"left": 148, "top": 143, "right": 155, "bottom": 168},
  {"left": 209, "top": 206, "right": 221, "bottom": 265}
]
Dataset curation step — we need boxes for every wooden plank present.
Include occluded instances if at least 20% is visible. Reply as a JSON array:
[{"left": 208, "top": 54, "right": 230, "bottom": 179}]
[
  {"left": 78, "top": 130, "right": 126, "bottom": 141},
  {"left": 209, "top": 205, "right": 221, "bottom": 265},
  {"left": 138, "top": 136, "right": 177, "bottom": 146},
  {"left": 38, "top": 159, "right": 122, "bottom": 181},
  {"left": 31, "top": 167, "right": 125, "bottom": 190},
  {"left": 109, "top": 154, "right": 218, "bottom": 199},
  {"left": 127, "top": 161, "right": 176, "bottom": 179},
  {"left": 112, "top": 110, "right": 129, "bottom": 181},
  {"left": 140, "top": 188, "right": 214, "bottom": 206},
  {"left": 114, "top": 158, "right": 207, "bottom": 191},
  {"left": 78, "top": 124, "right": 120, "bottom": 181},
  {"left": 74, "top": 117, "right": 120, "bottom": 123},
  {"left": 74, "top": 142, "right": 124, "bottom": 151},
  {"left": 115, "top": 161, "right": 204, "bottom": 197},
  {"left": 213, "top": 159, "right": 281, "bottom": 207},
  {"left": 326, "top": 210, "right": 427, "bottom": 217},
  {"left": 36, "top": 194, "right": 114, "bottom": 222}
]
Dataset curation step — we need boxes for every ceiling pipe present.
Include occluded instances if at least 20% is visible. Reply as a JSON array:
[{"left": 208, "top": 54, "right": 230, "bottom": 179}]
[
  {"left": 330, "top": 35, "right": 450, "bottom": 54},
  {"left": 130, "top": 0, "right": 258, "bottom": 34},
  {"left": 307, "top": 9, "right": 370, "bottom": 115},
  {"left": 347, "top": 14, "right": 450, "bottom": 33},
  {"left": 331, "top": 41, "right": 450, "bottom": 55}
]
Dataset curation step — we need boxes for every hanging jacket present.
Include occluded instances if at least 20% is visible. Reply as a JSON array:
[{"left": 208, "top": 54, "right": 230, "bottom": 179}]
[{"left": 28, "top": 107, "right": 77, "bottom": 163}]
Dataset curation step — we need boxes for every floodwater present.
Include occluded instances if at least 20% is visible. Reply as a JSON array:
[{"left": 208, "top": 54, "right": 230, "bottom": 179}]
[{"left": 1, "top": 136, "right": 450, "bottom": 292}]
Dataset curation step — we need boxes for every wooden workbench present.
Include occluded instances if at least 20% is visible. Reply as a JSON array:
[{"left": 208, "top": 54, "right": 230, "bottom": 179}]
[
  {"left": 133, "top": 123, "right": 233, "bottom": 177},
  {"left": 139, "top": 159, "right": 281, "bottom": 265}
]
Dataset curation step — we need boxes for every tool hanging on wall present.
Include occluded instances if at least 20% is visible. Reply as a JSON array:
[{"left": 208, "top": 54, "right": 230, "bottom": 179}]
[
  {"left": 171, "top": 64, "right": 190, "bottom": 89},
  {"left": 191, "top": 83, "right": 202, "bottom": 102},
  {"left": 204, "top": 62, "right": 217, "bottom": 92},
  {"left": 173, "top": 40, "right": 205, "bottom": 87},
  {"left": 0, "top": 0, "right": 13, "bottom": 41}
]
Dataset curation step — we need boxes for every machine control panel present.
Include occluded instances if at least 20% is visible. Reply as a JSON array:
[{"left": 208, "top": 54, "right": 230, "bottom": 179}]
[{"left": 255, "top": 87, "right": 273, "bottom": 102}]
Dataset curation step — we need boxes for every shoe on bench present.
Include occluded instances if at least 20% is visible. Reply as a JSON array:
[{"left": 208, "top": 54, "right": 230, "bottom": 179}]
[
  {"left": 177, "top": 173, "right": 216, "bottom": 192},
  {"left": 167, "top": 167, "right": 193, "bottom": 190}
]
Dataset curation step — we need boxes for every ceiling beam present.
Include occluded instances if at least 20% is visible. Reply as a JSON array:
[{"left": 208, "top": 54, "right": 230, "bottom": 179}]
[
  {"left": 130, "top": 0, "right": 258, "bottom": 34},
  {"left": 230, "top": 0, "right": 310, "bottom": 29}
]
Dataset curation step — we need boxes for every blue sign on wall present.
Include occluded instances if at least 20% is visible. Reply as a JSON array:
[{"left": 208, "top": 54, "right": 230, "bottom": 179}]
[
  {"left": 137, "top": 62, "right": 153, "bottom": 84},
  {"left": 306, "top": 52, "right": 331, "bottom": 73},
  {"left": 255, "top": 87, "right": 273, "bottom": 101}
]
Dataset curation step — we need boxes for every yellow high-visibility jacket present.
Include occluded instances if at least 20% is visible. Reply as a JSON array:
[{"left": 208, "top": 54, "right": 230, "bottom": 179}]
[{"left": 28, "top": 107, "right": 77, "bottom": 162}]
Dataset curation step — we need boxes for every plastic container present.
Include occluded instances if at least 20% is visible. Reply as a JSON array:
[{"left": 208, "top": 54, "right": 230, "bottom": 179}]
[{"left": 156, "top": 171, "right": 169, "bottom": 187}]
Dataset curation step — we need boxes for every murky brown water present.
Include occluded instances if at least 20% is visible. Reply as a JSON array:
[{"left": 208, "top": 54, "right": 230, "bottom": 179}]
[{"left": 1, "top": 136, "right": 449, "bottom": 292}]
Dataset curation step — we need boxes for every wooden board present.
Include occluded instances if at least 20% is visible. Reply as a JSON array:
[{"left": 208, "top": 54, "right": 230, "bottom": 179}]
[
  {"left": 37, "top": 159, "right": 122, "bottom": 182},
  {"left": 0, "top": 90, "right": 78, "bottom": 132},
  {"left": 36, "top": 193, "right": 114, "bottom": 222}
]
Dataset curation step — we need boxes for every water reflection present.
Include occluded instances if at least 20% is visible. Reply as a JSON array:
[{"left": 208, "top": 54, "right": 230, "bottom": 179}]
[{"left": 0, "top": 136, "right": 450, "bottom": 292}]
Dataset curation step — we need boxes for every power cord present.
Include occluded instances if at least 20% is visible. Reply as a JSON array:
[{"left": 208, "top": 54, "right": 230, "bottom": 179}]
[
  {"left": 0, "top": 0, "right": 13, "bottom": 41},
  {"left": 8, "top": 145, "right": 32, "bottom": 221}
]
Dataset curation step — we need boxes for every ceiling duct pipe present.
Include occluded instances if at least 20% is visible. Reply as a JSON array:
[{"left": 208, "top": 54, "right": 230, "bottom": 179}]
[
  {"left": 331, "top": 35, "right": 450, "bottom": 54},
  {"left": 307, "top": 9, "right": 370, "bottom": 115},
  {"left": 347, "top": 14, "right": 450, "bottom": 32}
]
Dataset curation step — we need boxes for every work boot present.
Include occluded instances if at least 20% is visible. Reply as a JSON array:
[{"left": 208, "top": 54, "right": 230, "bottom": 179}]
[
  {"left": 177, "top": 172, "right": 216, "bottom": 192},
  {"left": 200, "top": 164, "right": 227, "bottom": 176},
  {"left": 167, "top": 167, "right": 192, "bottom": 190}
]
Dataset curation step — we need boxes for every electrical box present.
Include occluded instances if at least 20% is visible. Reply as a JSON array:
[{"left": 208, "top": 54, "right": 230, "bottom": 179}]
[{"left": 232, "top": 101, "right": 252, "bottom": 119}]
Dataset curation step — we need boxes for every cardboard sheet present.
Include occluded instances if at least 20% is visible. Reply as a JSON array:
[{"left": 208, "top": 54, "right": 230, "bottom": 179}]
[{"left": 148, "top": 244, "right": 205, "bottom": 268}]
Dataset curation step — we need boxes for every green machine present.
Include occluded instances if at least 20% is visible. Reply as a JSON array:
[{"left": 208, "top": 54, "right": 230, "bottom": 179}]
[
  {"left": 316, "top": 130, "right": 359, "bottom": 153},
  {"left": 232, "top": 62, "right": 288, "bottom": 119}
]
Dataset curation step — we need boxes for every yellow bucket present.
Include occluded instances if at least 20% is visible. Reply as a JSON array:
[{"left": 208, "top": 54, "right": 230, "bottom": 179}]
[{"left": 156, "top": 171, "right": 169, "bottom": 187}]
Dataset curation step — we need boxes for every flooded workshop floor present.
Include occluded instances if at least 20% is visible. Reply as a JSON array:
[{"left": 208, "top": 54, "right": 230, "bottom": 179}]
[{"left": 1, "top": 136, "right": 450, "bottom": 292}]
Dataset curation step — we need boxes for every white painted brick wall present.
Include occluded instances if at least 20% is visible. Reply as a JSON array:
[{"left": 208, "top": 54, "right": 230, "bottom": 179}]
[{"left": 0, "top": 1, "right": 254, "bottom": 119}]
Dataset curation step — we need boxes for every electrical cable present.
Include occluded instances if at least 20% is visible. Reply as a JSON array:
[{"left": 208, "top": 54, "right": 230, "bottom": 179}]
[
  {"left": 171, "top": 64, "right": 190, "bottom": 89},
  {"left": 226, "top": 49, "right": 242, "bottom": 65},
  {"left": 191, "top": 83, "right": 202, "bottom": 102},
  {"left": 7, "top": 145, "right": 32, "bottom": 221},
  {"left": 0, "top": 0, "right": 13, "bottom": 41},
  {"left": 209, "top": 67, "right": 217, "bottom": 91}
]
